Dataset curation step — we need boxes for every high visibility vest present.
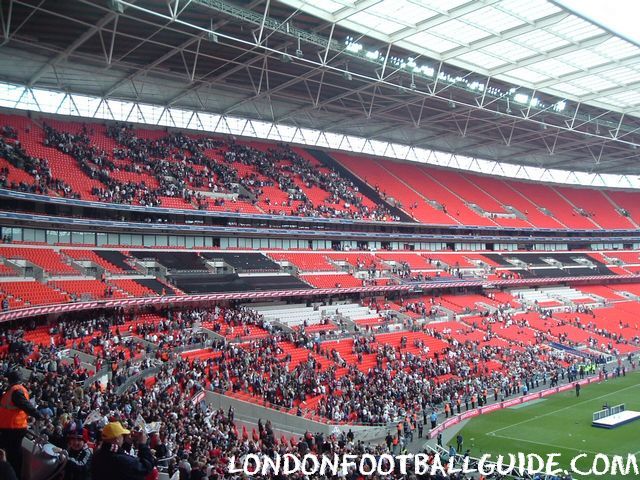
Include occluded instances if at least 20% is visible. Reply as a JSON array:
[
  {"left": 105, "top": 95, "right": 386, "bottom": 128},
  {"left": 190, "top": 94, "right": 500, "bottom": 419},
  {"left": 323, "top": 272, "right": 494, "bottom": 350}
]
[{"left": 0, "top": 384, "right": 29, "bottom": 429}]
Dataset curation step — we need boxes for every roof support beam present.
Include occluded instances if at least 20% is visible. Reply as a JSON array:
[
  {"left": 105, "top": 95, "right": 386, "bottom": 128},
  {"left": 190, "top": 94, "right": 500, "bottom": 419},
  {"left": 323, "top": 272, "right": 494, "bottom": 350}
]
[
  {"left": 104, "top": 0, "right": 261, "bottom": 98},
  {"left": 223, "top": 59, "right": 328, "bottom": 115},
  {"left": 104, "top": 34, "right": 205, "bottom": 96},
  {"left": 27, "top": 10, "right": 121, "bottom": 86},
  {"left": 0, "top": 0, "right": 14, "bottom": 46}
]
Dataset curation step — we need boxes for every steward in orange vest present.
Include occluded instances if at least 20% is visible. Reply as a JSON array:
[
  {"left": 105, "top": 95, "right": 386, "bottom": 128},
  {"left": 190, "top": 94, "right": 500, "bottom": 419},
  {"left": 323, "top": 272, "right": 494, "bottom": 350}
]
[{"left": 0, "top": 369, "right": 42, "bottom": 479}]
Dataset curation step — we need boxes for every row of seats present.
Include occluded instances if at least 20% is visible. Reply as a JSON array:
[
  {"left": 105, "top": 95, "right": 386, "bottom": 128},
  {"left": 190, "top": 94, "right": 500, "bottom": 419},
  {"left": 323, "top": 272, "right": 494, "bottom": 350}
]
[
  {"left": 0, "top": 114, "right": 385, "bottom": 220},
  {"left": 334, "top": 151, "right": 640, "bottom": 230},
  {"left": 0, "top": 247, "right": 78, "bottom": 275},
  {"left": 300, "top": 274, "right": 363, "bottom": 288}
]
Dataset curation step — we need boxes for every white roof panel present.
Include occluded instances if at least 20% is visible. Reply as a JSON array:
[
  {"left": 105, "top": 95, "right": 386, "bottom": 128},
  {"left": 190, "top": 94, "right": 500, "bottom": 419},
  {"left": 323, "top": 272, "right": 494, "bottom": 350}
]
[
  {"left": 601, "top": 67, "right": 640, "bottom": 83},
  {"left": 460, "top": 7, "right": 523, "bottom": 34},
  {"left": 368, "top": 0, "right": 438, "bottom": 24},
  {"left": 347, "top": 11, "right": 406, "bottom": 35},
  {"left": 554, "top": 50, "right": 608, "bottom": 70},
  {"left": 482, "top": 40, "right": 537, "bottom": 62},
  {"left": 280, "top": 0, "right": 640, "bottom": 112},
  {"left": 515, "top": 29, "right": 571, "bottom": 51},
  {"left": 457, "top": 51, "right": 507, "bottom": 70},
  {"left": 504, "top": 67, "right": 550, "bottom": 83},
  {"left": 319, "top": 0, "right": 351, "bottom": 14},
  {"left": 498, "top": 0, "right": 562, "bottom": 22},
  {"left": 403, "top": 32, "right": 461, "bottom": 53},
  {"left": 545, "top": 16, "right": 603, "bottom": 42},
  {"left": 593, "top": 38, "right": 638, "bottom": 60},
  {"left": 531, "top": 58, "right": 580, "bottom": 77},
  {"left": 609, "top": 91, "right": 640, "bottom": 104},
  {"left": 551, "top": 82, "right": 590, "bottom": 96},
  {"left": 568, "top": 76, "right": 617, "bottom": 92},
  {"left": 429, "top": 19, "right": 489, "bottom": 44}
]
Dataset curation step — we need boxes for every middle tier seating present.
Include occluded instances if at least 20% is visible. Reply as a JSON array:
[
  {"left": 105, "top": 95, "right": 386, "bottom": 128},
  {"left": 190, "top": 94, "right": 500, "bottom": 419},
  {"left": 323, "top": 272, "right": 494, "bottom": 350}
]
[{"left": 269, "top": 253, "right": 337, "bottom": 271}]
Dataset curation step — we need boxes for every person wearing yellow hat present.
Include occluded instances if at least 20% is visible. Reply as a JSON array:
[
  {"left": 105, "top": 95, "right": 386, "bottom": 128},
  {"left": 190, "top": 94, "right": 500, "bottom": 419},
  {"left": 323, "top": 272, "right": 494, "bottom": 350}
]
[{"left": 91, "top": 422, "right": 155, "bottom": 480}]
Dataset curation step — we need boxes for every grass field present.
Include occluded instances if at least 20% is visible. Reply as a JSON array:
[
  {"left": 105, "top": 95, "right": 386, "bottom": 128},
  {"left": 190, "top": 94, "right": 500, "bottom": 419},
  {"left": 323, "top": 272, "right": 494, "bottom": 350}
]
[{"left": 456, "top": 371, "right": 640, "bottom": 479}]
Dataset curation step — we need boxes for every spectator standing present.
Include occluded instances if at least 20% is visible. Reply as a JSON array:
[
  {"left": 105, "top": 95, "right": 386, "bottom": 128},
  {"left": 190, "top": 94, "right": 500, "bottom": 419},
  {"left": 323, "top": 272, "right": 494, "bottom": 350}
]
[
  {"left": 92, "top": 422, "right": 155, "bottom": 480},
  {"left": 0, "top": 369, "right": 43, "bottom": 479}
]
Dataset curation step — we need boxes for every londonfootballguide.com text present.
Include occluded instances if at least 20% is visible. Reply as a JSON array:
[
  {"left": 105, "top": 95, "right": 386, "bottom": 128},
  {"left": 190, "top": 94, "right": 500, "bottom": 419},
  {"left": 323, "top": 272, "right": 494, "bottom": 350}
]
[{"left": 228, "top": 452, "right": 640, "bottom": 477}]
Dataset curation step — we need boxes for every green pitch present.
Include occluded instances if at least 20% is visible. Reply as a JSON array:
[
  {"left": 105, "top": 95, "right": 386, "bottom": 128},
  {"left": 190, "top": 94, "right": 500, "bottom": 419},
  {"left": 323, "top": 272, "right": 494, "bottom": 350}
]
[{"left": 456, "top": 371, "right": 640, "bottom": 479}]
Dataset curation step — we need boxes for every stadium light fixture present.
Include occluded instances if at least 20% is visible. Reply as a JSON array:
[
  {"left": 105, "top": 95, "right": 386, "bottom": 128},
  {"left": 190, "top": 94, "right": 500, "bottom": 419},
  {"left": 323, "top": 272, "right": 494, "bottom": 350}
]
[
  {"left": 365, "top": 50, "right": 380, "bottom": 61},
  {"left": 343, "top": 64, "right": 352, "bottom": 81},
  {"left": 295, "top": 36, "right": 303, "bottom": 58},
  {"left": 208, "top": 20, "right": 219, "bottom": 43},
  {"left": 554, "top": 100, "right": 566, "bottom": 112}
]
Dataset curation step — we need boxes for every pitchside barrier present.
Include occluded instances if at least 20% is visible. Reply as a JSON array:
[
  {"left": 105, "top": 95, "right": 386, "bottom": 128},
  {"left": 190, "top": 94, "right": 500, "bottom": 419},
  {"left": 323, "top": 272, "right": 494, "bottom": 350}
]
[{"left": 429, "top": 377, "right": 600, "bottom": 439}]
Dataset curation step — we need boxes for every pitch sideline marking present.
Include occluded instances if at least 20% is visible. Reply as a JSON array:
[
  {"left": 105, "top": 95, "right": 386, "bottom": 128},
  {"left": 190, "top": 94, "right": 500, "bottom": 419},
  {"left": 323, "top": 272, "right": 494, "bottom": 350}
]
[
  {"left": 487, "top": 379, "right": 640, "bottom": 436},
  {"left": 489, "top": 432, "right": 602, "bottom": 456}
]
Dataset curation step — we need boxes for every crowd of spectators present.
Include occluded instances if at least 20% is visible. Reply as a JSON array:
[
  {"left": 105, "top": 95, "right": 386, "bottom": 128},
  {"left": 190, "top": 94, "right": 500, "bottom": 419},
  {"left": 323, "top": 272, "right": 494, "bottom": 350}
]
[
  {"left": 0, "top": 131, "right": 77, "bottom": 198},
  {"left": 1, "top": 120, "right": 398, "bottom": 221},
  {"left": 0, "top": 297, "right": 629, "bottom": 480}
]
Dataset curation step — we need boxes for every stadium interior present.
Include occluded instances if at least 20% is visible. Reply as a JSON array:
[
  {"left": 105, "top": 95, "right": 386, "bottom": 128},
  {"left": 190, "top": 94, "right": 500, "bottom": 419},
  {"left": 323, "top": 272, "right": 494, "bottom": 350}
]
[{"left": 1, "top": 0, "right": 640, "bottom": 479}]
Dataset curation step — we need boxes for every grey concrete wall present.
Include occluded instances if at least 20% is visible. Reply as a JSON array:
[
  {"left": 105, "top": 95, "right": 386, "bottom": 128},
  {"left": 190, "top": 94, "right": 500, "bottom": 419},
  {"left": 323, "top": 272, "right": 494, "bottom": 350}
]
[{"left": 204, "top": 391, "right": 389, "bottom": 443}]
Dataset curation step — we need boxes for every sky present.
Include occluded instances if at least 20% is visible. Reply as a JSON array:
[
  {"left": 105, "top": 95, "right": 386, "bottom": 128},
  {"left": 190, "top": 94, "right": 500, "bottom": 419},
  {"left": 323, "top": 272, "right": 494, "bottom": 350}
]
[{"left": 555, "top": 0, "right": 640, "bottom": 46}]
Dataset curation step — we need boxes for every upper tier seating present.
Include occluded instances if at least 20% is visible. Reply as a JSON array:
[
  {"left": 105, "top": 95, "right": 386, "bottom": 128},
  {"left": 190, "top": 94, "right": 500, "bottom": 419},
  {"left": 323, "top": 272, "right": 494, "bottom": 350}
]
[
  {"left": 462, "top": 173, "right": 564, "bottom": 229},
  {"left": 555, "top": 186, "right": 635, "bottom": 230},
  {"left": 332, "top": 151, "right": 640, "bottom": 230},
  {"left": 0, "top": 115, "right": 390, "bottom": 221},
  {"left": 507, "top": 181, "right": 597, "bottom": 230},
  {"left": 332, "top": 152, "right": 456, "bottom": 224},
  {"left": 606, "top": 191, "right": 640, "bottom": 227},
  {"left": 4, "top": 113, "right": 640, "bottom": 231}
]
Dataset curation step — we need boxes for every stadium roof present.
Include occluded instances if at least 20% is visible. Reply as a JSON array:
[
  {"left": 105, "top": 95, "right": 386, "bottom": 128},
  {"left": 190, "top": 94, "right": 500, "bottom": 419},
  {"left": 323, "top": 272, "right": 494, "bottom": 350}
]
[
  {"left": 0, "top": 0, "right": 639, "bottom": 180},
  {"left": 280, "top": 0, "right": 640, "bottom": 113}
]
